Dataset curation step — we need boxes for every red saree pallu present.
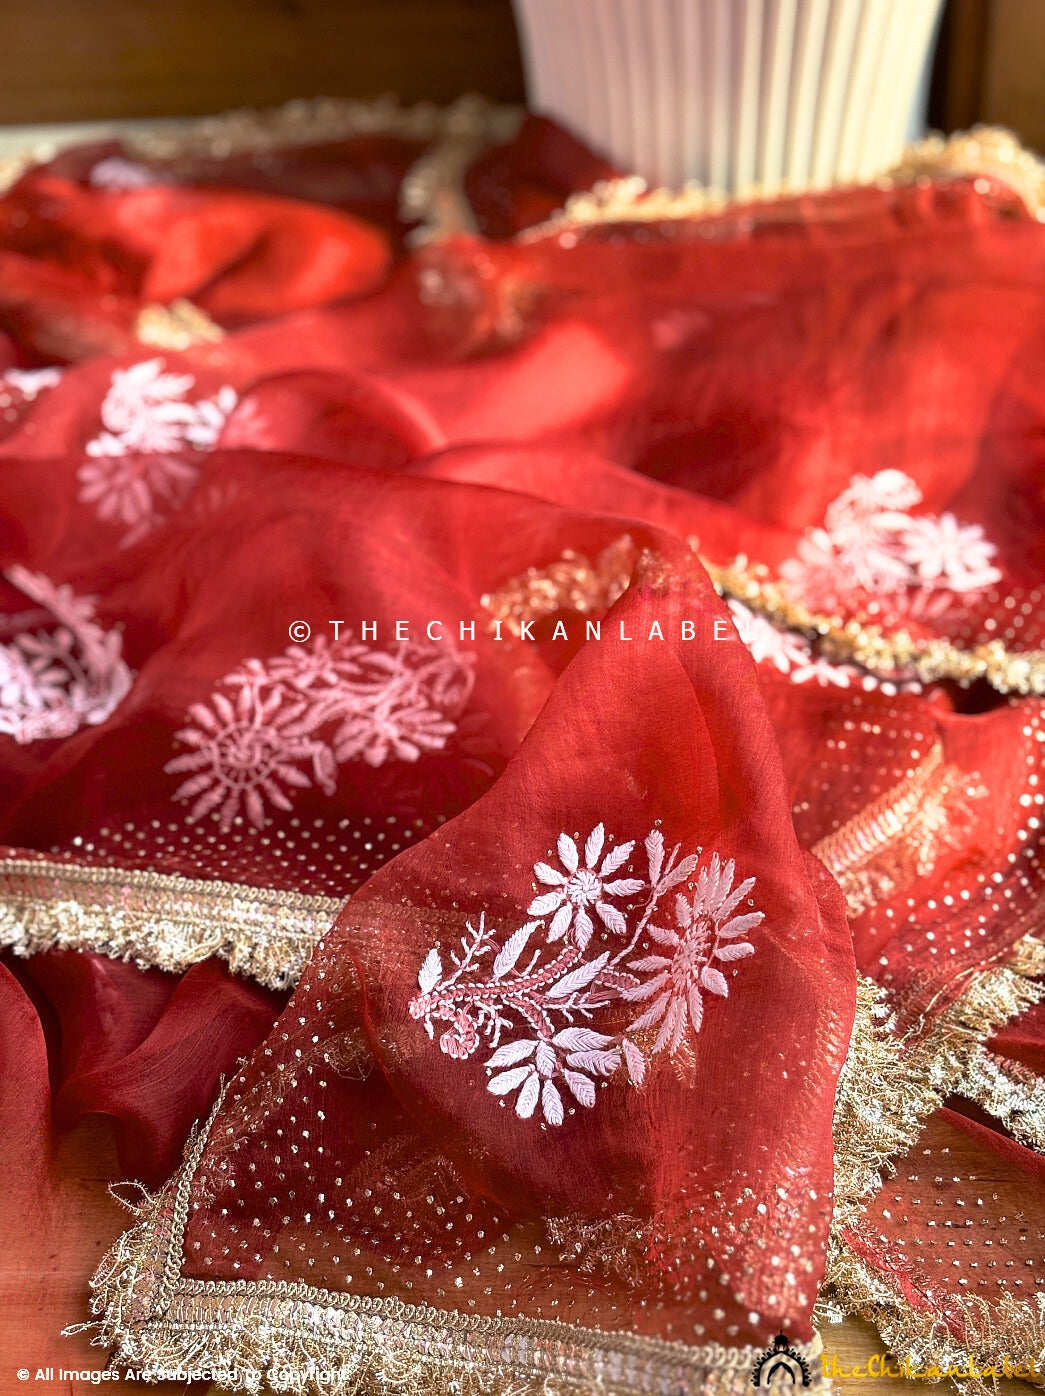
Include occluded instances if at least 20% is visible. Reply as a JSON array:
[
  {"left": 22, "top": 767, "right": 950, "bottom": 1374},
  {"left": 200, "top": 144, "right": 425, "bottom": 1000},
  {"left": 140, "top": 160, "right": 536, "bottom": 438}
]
[{"left": 81, "top": 545, "right": 854, "bottom": 1392}]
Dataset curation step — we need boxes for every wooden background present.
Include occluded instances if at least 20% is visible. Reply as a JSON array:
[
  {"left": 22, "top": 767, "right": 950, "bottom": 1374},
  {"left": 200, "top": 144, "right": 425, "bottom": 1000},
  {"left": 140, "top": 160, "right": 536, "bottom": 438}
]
[{"left": 0, "top": 0, "right": 1041, "bottom": 152}]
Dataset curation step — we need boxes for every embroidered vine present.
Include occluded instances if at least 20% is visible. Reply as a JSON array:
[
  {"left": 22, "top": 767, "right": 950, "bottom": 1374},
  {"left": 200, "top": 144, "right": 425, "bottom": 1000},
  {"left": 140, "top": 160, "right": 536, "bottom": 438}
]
[
  {"left": 0, "top": 565, "right": 133, "bottom": 743},
  {"left": 78, "top": 357, "right": 238, "bottom": 545},
  {"left": 409, "top": 827, "right": 763, "bottom": 1125},
  {"left": 165, "top": 632, "right": 475, "bottom": 832}
]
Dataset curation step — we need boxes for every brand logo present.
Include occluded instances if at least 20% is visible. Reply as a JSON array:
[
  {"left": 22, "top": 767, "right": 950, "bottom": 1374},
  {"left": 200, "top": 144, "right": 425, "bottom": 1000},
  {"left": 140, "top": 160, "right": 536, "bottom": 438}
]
[{"left": 751, "top": 1333, "right": 812, "bottom": 1388}]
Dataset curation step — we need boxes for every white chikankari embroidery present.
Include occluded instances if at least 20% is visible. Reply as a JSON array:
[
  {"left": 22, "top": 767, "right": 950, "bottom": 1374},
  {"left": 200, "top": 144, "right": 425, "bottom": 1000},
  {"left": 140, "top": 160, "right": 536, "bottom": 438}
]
[
  {"left": 779, "top": 469, "right": 1001, "bottom": 612},
  {"left": 78, "top": 358, "right": 238, "bottom": 545},
  {"left": 0, "top": 367, "right": 63, "bottom": 402},
  {"left": 165, "top": 633, "right": 475, "bottom": 832},
  {"left": 0, "top": 565, "right": 133, "bottom": 743},
  {"left": 409, "top": 827, "right": 763, "bottom": 1126}
]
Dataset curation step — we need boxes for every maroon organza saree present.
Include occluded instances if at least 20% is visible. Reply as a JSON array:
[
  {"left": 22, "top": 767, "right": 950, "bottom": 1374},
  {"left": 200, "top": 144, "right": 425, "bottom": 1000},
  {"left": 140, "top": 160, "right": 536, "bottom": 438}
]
[{"left": 1, "top": 105, "right": 1044, "bottom": 1394}]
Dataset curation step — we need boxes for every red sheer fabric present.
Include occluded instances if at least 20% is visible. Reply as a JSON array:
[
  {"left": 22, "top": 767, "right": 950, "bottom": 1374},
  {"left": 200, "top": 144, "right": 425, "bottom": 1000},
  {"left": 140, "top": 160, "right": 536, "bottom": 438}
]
[
  {"left": 0, "top": 112, "right": 1042, "bottom": 1391},
  {"left": 160, "top": 547, "right": 853, "bottom": 1353}
]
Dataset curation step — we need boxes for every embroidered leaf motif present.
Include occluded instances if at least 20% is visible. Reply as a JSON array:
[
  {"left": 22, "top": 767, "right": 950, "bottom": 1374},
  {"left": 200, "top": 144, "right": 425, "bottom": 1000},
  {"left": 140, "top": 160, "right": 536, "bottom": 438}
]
[
  {"left": 553, "top": 1028, "right": 615, "bottom": 1053},
  {"left": 486, "top": 1040, "right": 537, "bottom": 1069},
  {"left": 564, "top": 1071, "right": 596, "bottom": 1108},
  {"left": 516, "top": 1072, "right": 540, "bottom": 1119},
  {"left": 700, "top": 967, "right": 729, "bottom": 997},
  {"left": 645, "top": 829, "right": 665, "bottom": 887},
  {"left": 621, "top": 1037, "right": 646, "bottom": 1086},
  {"left": 493, "top": 923, "right": 536, "bottom": 979},
  {"left": 583, "top": 825, "right": 604, "bottom": 869},
  {"left": 548, "top": 953, "right": 609, "bottom": 999},
  {"left": 418, "top": 948, "right": 443, "bottom": 995},
  {"left": 715, "top": 942, "right": 756, "bottom": 961},
  {"left": 489, "top": 1066, "right": 532, "bottom": 1095},
  {"left": 542, "top": 1079, "right": 564, "bottom": 1126}
]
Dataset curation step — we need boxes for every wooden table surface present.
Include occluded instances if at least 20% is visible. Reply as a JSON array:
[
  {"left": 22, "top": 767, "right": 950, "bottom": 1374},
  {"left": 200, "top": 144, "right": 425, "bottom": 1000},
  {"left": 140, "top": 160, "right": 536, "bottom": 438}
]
[{"left": 0, "top": 1117, "right": 1035, "bottom": 1396}]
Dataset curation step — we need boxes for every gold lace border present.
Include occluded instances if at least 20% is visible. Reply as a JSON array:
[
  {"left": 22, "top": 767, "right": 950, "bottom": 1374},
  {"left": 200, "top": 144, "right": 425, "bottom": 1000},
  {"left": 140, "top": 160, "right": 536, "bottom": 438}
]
[
  {"left": 0, "top": 856, "right": 340, "bottom": 990},
  {"left": 87, "top": 1095, "right": 826, "bottom": 1396},
  {"left": 707, "top": 559, "right": 1045, "bottom": 696},
  {"left": 518, "top": 125, "right": 1045, "bottom": 239},
  {"left": 825, "top": 945, "right": 1045, "bottom": 1382}
]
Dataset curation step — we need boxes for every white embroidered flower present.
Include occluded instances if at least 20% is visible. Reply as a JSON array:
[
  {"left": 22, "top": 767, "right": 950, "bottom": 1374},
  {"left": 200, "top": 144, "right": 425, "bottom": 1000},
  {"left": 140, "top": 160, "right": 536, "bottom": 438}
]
[
  {"left": 0, "top": 644, "right": 69, "bottom": 714},
  {"left": 80, "top": 359, "right": 237, "bottom": 543},
  {"left": 333, "top": 692, "right": 459, "bottom": 766},
  {"left": 167, "top": 633, "right": 474, "bottom": 830},
  {"left": 780, "top": 469, "right": 1002, "bottom": 609},
  {"left": 77, "top": 453, "right": 200, "bottom": 534},
  {"left": 625, "top": 854, "right": 763, "bottom": 1055},
  {"left": 823, "top": 468, "right": 922, "bottom": 536},
  {"left": 1, "top": 367, "right": 62, "bottom": 401},
  {"left": 165, "top": 684, "right": 334, "bottom": 833},
  {"left": 0, "top": 566, "right": 133, "bottom": 743},
  {"left": 899, "top": 512, "right": 1001, "bottom": 593},
  {"left": 528, "top": 824, "right": 644, "bottom": 950}
]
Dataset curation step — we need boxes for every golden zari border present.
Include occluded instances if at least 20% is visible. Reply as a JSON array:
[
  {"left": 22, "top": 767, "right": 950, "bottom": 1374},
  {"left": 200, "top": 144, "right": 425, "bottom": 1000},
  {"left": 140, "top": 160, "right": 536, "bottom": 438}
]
[
  {"left": 706, "top": 559, "right": 1045, "bottom": 696},
  {"left": 0, "top": 856, "right": 340, "bottom": 990},
  {"left": 824, "top": 945, "right": 1045, "bottom": 1385},
  {"left": 518, "top": 125, "right": 1045, "bottom": 240},
  {"left": 85, "top": 1095, "right": 828, "bottom": 1396},
  {"left": 481, "top": 540, "right": 1045, "bottom": 696},
  {"left": 0, "top": 95, "right": 523, "bottom": 247}
]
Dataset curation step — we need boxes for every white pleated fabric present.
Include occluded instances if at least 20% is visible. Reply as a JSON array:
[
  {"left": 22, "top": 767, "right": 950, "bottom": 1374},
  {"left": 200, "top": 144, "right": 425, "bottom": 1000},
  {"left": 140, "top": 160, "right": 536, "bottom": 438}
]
[{"left": 512, "top": 0, "right": 944, "bottom": 194}]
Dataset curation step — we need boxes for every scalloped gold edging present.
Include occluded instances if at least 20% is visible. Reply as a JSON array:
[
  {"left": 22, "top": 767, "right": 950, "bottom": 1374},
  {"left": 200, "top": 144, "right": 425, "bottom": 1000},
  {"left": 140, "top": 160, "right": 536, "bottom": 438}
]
[
  {"left": 519, "top": 125, "right": 1045, "bottom": 240},
  {"left": 706, "top": 559, "right": 1045, "bottom": 695},
  {"left": 0, "top": 857, "right": 340, "bottom": 990},
  {"left": 84, "top": 1097, "right": 828, "bottom": 1396},
  {"left": 824, "top": 945, "right": 1045, "bottom": 1384}
]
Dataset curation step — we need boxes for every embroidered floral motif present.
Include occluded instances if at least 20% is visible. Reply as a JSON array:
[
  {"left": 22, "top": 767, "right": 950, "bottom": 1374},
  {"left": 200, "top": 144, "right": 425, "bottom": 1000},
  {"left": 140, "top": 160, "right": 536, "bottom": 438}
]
[
  {"left": 0, "top": 565, "right": 133, "bottom": 743},
  {"left": 165, "top": 633, "right": 475, "bottom": 832},
  {"left": 0, "top": 367, "right": 63, "bottom": 402},
  {"left": 624, "top": 854, "right": 761, "bottom": 1053},
  {"left": 779, "top": 469, "right": 1001, "bottom": 612},
  {"left": 78, "top": 358, "right": 238, "bottom": 544},
  {"left": 409, "top": 827, "right": 763, "bottom": 1126}
]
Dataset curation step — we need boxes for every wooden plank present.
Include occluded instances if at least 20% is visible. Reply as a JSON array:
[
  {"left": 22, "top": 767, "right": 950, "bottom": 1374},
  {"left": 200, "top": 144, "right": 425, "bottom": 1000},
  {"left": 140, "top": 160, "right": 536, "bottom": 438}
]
[
  {"left": 0, "top": 0, "right": 526, "bottom": 124},
  {"left": 980, "top": 0, "right": 1045, "bottom": 154}
]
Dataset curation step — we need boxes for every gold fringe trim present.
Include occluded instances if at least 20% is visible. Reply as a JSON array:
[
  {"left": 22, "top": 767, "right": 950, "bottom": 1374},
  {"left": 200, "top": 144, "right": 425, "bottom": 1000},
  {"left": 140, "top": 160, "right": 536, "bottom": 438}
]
[
  {"left": 480, "top": 536, "right": 636, "bottom": 636},
  {"left": 706, "top": 558, "right": 1045, "bottom": 695},
  {"left": 832, "top": 941, "right": 1045, "bottom": 1231},
  {"left": 825, "top": 943, "right": 1045, "bottom": 1383},
  {"left": 894, "top": 126, "right": 1045, "bottom": 223},
  {"left": 479, "top": 538, "right": 1045, "bottom": 696},
  {"left": 135, "top": 298, "right": 225, "bottom": 350},
  {"left": 519, "top": 125, "right": 1045, "bottom": 240},
  {"left": 817, "top": 1237, "right": 1045, "bottom": 1394},
  {"left": 0, "top": 95, "right": 523, "bottom": 243},
  {"left": 85, "top": 1100, "right": 829, "bottom": 1395},
  {"left": 955, "top": 1045, "right": 1045, "bottom": 1153},
  {"left": 0, "top": 857, "right": 339, "bottom": 990}
]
